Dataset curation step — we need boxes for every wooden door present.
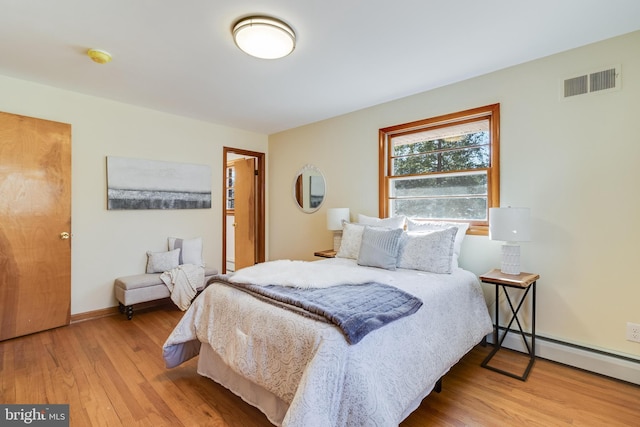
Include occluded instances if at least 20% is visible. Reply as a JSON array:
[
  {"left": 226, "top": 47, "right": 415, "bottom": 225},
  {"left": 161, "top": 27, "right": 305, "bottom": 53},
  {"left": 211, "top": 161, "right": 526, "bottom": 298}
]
[
  {"left": 0, "top": 112, "right": 71, "bottom": 341},
  {"left": 233, "top": 157, "right": 256, "bottom": 270}
]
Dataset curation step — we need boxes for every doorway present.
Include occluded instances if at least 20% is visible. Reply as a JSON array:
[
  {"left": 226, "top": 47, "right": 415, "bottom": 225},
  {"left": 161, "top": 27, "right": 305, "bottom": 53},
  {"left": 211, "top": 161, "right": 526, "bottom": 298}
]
[{"left": 222, "top": 147, "right": 265, "bottom": 273}]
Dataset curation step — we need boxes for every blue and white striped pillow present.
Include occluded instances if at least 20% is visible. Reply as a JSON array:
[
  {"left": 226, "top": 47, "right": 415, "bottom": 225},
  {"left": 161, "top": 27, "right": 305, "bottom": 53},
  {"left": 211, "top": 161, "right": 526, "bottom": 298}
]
[{"left": 357, "top": 226, "right": 403, "bottom": 270}]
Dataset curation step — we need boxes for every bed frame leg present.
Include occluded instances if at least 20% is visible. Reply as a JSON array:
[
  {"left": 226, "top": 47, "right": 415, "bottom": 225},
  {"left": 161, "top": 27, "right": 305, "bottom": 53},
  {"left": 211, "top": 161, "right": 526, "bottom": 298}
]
[{"left": 434, "top": 378, "right": 442, "bottom": 393}]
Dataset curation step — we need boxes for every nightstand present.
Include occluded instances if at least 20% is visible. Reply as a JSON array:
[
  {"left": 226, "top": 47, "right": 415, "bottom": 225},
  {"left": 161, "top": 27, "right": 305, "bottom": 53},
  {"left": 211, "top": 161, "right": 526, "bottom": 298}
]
[
  {"left": 480, "top": 268, "right": 539, "bottom": 381},
  {"left": 314, "top": 249, "right": 336, "bottom": 258}
]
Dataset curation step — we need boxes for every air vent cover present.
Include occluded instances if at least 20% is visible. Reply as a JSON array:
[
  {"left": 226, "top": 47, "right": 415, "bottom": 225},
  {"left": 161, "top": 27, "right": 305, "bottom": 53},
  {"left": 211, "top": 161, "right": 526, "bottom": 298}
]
[
  {"left": 564, "top": 75, "right": 588, "bottom": 97},
  {"left": 562, "top": 65, "right": 620, "bottom": 99},
  {"left": 590, "top": 68, "right": 617, "bottom": 92}
]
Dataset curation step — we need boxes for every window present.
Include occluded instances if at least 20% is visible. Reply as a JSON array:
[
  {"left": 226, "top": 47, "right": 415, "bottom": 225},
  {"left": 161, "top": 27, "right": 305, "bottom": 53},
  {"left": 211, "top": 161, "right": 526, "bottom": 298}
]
[{"left": 379, "top": 104, "right": 500, "bottom": 235}]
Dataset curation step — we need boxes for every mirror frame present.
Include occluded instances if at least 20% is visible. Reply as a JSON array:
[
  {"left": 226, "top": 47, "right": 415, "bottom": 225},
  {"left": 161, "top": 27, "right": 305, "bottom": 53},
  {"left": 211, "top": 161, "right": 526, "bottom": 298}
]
[{"left": 292, "top": 164, "right": 326, "bottom": 214}]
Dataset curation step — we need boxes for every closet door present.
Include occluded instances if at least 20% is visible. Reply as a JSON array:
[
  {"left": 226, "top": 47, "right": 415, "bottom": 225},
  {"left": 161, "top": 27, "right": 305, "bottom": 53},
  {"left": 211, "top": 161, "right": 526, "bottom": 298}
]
[{"left": 0, "top": 112, "right": 71, "bottom": 341}]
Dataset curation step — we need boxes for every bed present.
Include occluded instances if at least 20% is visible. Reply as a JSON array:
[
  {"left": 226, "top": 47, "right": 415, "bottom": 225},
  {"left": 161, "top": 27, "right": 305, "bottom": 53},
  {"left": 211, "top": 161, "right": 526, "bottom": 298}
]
[{"left": 163, "top": 245, "right": 492, "bottom": 426}]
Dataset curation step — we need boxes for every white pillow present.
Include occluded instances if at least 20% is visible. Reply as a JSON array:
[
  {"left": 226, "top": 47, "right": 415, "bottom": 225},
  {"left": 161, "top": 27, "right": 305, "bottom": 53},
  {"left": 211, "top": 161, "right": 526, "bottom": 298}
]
[
  {"left": 168, "top": 237, "right": 204, "bottom": 266},
  {"left": 396, "top": 228, "right": 458, "bottom": 274},
  {"left": 358, "top": 214, "right": 406, "bottom": 229},
  {"left": 146, "top": 249, "right": 180, "bottom": 273},
  {"left": 336, "top": 222, "right": 365, "bottom": 259},
  {"left": 406, "top": 219, "right": 469, "bottom": 268},
  {"left": 357, "top": 227, "right": 403, "bottom": 270}
]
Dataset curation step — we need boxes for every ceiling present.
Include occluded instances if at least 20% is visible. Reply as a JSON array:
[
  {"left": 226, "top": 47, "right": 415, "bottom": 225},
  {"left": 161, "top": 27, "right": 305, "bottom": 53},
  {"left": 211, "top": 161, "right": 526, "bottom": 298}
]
[{"left": 1, "top": 1, "right": 639, "bottom": 135}]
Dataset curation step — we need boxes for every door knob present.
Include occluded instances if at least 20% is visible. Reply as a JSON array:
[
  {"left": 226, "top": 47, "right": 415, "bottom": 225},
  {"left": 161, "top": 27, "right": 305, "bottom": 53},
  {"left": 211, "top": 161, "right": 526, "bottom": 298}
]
[{"left": 60, "top": 232, "right": 70, "bottom": 240}]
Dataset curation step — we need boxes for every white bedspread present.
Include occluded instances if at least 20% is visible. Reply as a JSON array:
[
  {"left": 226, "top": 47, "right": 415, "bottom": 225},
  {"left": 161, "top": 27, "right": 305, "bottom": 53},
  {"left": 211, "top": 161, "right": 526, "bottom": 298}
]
[{"left": 163, "top": 258, "right": 492, "bottom": 426}]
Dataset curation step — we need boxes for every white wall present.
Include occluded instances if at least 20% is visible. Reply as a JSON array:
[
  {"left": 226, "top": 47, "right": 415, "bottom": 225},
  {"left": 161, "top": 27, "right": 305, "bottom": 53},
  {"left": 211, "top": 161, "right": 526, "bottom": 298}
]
[
  {"left": 268, "top": 31, "right": 640, "bottom": 359},
  {"left": 0, "top": 75, "right": 268, "bottom": 314}
]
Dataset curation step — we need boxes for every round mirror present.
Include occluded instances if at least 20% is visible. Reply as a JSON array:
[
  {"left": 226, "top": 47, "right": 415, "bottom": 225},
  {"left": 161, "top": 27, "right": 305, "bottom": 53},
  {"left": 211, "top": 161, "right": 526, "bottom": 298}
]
[{"left": 293, "top": 164, "right": 326, "bottom": 213}]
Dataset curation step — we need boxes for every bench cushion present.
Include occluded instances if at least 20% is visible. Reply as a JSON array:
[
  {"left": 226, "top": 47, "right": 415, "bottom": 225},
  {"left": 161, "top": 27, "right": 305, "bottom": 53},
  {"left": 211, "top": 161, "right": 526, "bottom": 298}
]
[
  {"left": 115, "top": 266, "right": 218, "bottom": 306},
  {"left": 116, "top": 273, "right": 165, "bottom": 291}
]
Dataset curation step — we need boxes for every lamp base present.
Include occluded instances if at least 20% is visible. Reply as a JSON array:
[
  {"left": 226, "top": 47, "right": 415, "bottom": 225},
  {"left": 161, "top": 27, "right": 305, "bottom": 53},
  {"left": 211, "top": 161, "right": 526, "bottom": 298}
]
[
  {"left": 333, "top": 231, "right": 343, "bottom": 252},
  {"left": 501, "top": 244, "right": 521, "bottom": 275}
]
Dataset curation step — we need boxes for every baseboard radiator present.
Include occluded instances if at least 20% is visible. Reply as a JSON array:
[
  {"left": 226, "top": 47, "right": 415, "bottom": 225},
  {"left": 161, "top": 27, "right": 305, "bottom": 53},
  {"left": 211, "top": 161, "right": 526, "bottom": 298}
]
[{"left": 487, "top": 328, "right": 640, "bottom": 386}]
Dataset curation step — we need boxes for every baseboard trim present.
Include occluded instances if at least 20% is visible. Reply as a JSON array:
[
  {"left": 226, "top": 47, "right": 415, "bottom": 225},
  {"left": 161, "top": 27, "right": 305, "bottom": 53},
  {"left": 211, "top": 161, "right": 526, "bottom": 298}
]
[
  {"left": 488, "top": 328, "right": 640, "bottom": 385},
  {"left": 70, "top": 307, "right": 119, "bottom": 323},
  {"left": 70, "top": 299, "right": 175, "bottom": 324}
]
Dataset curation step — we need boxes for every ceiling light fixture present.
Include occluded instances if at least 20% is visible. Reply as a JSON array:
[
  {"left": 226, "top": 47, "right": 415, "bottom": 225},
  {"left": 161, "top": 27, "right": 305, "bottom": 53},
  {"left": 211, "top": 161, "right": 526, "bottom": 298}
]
[
  {"left": 87, "top": 49, "right": 112, "bottom": 64},
  {"left": 232, "top": 16, "right": 296, "bottom": 59}
]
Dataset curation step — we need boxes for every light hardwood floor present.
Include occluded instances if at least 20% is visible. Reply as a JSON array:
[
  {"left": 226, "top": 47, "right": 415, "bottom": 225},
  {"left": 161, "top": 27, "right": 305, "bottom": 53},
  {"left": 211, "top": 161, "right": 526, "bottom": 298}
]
[{"left": 1, "top": 304, "right": 639, "bottom": 426}]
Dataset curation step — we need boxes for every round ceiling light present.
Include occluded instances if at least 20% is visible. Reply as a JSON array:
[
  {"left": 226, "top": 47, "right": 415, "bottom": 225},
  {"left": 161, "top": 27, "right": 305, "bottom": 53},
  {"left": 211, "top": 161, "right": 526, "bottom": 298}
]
[
  {"left": 232, "top": 16, "right": 296, "bottom": 59},
  {"left": 87, "top": 49, "right": 112, "bottom": 64}
]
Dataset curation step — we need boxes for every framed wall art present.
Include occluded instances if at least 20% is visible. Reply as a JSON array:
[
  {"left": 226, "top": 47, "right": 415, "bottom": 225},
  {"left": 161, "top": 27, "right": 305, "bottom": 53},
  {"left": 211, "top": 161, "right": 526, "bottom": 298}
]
[{"left": 106, "top": 156, "right": 212, "bottom": 210}]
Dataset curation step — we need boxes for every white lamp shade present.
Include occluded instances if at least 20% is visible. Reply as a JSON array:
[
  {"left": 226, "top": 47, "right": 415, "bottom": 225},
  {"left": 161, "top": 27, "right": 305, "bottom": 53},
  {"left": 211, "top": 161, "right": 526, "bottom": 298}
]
[
  {"left": 489, "top": 207, "right": 531, "bottom": 242},
  {"left": 327, "top": 208, "right": 350, "bottom": 230},
  {"left": 232, "top": 16, "right": 296, "bottom": 59}
]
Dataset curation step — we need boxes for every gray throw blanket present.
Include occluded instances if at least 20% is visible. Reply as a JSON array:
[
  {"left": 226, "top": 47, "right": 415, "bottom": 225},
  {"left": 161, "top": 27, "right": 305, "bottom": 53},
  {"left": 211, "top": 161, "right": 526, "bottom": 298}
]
[{"left": 214, "top": 276, "right": 423, "bottom": 344}]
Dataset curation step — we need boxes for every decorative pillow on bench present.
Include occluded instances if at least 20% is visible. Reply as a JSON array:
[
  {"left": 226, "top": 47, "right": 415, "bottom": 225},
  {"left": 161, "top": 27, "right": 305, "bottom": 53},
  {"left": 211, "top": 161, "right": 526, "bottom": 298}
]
[
  {"left": 168, "top": 236, "right": 204, "bottom": 266},
  {"left": 146, "top": 248, "right": 181, "bottom": 273}
]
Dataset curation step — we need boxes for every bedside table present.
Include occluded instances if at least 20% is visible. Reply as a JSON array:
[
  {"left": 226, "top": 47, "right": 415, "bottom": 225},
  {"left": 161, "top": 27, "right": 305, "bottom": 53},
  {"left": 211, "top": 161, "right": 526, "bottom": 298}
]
[
  {"left": 314, "top": 249, "right": 336, "bottom": 258},
  {"left": 480, "top": 268, "right": 539, "bottom": 381}
]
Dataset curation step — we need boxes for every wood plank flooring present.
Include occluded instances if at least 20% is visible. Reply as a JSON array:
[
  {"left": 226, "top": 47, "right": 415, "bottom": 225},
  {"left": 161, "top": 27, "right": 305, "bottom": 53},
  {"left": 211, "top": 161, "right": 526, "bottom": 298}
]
[{"left": 1, "top": 304, "right": 639, "bottom": 426}]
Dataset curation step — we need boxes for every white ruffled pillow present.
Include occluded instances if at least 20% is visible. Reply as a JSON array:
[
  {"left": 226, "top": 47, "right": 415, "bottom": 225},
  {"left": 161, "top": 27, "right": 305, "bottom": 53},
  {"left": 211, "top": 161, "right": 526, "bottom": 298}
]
[
  {"left": 406, "top": 219, "right": 469, "bottom": 268},
  {"left": 396, "top": 228, "right": 458, "bottom": 274}
]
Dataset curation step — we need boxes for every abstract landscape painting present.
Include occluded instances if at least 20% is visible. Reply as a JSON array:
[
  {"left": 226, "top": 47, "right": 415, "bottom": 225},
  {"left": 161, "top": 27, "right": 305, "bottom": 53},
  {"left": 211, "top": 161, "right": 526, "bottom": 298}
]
[{"left": 107, "top": 156, "right": 212, "bottom": 210}]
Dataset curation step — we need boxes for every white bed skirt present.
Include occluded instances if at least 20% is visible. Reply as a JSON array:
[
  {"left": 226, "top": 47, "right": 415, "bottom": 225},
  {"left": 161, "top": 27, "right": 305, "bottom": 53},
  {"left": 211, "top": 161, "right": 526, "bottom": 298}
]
[{"left": 198, "top": 343, "right": 289, "bottom": 426}]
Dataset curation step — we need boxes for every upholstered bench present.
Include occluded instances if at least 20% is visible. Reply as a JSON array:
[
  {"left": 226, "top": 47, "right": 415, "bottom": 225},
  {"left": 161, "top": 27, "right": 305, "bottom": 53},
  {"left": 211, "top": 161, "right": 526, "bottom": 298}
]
[{"left": 114, "top": 266, "right": 218, "bottom": 319}]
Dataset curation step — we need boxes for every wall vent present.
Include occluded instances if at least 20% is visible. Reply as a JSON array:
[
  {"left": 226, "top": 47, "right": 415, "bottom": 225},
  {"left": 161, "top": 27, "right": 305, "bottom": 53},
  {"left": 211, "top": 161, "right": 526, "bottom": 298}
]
[
  {"left": 564, "top": 75, "right": 588, "bottom": 97},
  {"left": 561, "top": 65, "right": 621, "bottom": 99},
  {"left": 590, "top": 68, "right": 617, "bottom": 92}
]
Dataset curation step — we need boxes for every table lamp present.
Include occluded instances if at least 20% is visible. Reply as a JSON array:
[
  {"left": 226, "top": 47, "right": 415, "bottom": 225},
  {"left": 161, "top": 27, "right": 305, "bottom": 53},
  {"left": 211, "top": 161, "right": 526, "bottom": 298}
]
[
  {"left": 489, "top": 207, "right": 531, "bottom": 275},
  {"left": 326, "top": 208, "right": 350, "bottom": 251}
]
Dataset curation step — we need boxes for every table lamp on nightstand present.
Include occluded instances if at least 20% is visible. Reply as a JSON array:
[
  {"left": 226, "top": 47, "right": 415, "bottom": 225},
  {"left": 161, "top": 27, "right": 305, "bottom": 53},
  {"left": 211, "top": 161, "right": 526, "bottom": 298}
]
[
  {"left": 326, "top": 208, "right": 350, "bottom": 251},
  {"left": 489, "top": 207, "right": 531, "bottom": 275}
]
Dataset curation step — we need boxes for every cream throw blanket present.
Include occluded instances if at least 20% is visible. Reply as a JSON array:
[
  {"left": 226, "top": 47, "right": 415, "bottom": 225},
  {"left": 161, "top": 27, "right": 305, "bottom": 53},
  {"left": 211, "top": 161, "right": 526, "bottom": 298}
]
[{"left": 160, "top": 264, "right": 205, "bottom": 310}]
